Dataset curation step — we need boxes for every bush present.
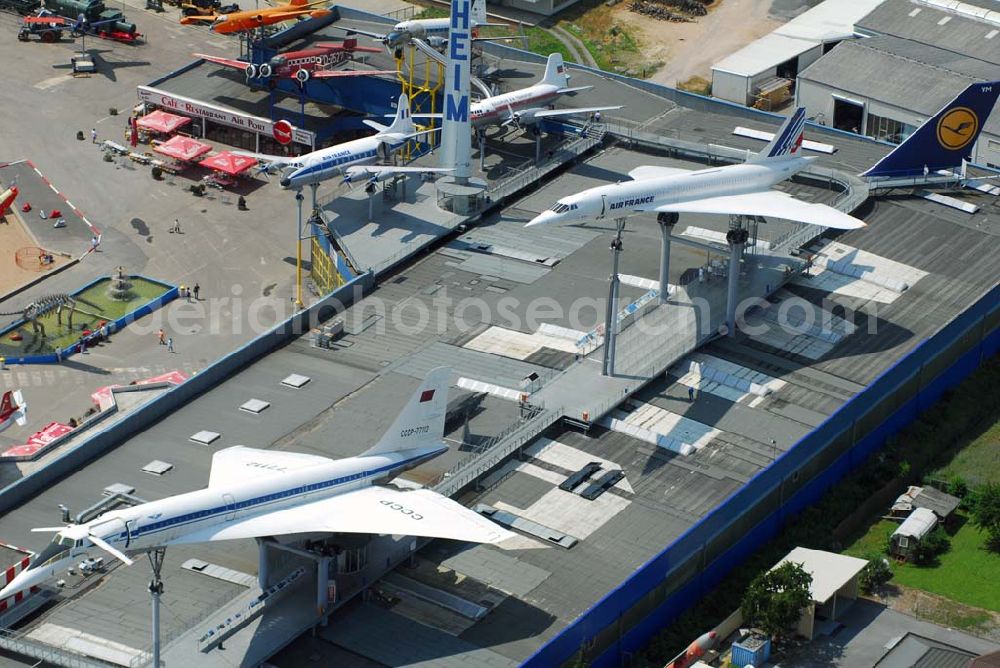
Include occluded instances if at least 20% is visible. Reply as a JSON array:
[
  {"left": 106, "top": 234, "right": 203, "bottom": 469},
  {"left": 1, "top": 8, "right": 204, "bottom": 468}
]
[
  {"left": 912, "top": 527, "right": 950, "bottom": 565},
  {"left": 859, "top": 552, "right": 892, "bottom": 594},
  {"left": 76, "top": 130, "right": 85, "bottom": 141},
  {"left": 970, "top": 482, "right": 1000, "bottom": 551},
  {"left": 151, "top": 165, "right": 162, "bottom": 181},
  {"left": 948, "top": 476, "right": 969, "bottom": 501}
]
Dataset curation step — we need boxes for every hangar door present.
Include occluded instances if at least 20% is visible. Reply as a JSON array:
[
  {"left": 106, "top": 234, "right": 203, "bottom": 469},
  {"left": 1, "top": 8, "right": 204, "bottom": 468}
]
[{"left": 833, "top": 96, "right": 864, "bottom": 134}]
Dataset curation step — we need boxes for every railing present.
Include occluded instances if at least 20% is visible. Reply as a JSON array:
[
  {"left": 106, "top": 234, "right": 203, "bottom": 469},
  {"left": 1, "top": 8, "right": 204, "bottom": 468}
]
[
  {"left": 488, "top": 131, "right": 604, "bottom": 202},
  {"left": 434, "top": 408, "right": 559, "bottom": 498},
  {"left": 0, "top": 628, "right": 114, "bottom": 668},
  {"left": 129, "top": 582, "right": 255, "bottom": 667}
]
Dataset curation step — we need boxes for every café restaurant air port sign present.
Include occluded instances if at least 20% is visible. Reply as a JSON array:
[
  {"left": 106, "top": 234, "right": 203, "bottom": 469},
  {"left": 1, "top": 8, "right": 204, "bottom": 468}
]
[{"left": 137, "top": 86, "right": 314, "bottom": 147}]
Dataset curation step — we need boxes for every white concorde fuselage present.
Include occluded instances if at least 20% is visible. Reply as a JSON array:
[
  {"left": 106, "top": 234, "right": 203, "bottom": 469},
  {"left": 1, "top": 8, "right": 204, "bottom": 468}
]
[
  {"left": 16, "top": 446, "right": 443, "bottom": 587},
  {"left": 528, "top": 155, "right": 815, "bottom": 226}
]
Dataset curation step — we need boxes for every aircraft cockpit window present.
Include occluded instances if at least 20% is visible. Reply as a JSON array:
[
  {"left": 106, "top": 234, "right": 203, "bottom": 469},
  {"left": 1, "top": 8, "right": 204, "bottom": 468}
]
[
  {"left": 57, "top": 535, "right": 74, "bottom": 547},
  {"left": 551, "top": 203, "right": 570, "bottom": 214}
]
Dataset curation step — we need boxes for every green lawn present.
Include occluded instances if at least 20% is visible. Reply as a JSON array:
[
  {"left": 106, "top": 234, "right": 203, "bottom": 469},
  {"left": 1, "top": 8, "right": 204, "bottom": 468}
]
[
  {"left": 934, "top": 418, "right": 1000, "bottom": 487},
  {"left": 0, "top": 277, "right": 171, "bottom": 355},
  {"left": 845, "top": 514, "right": 1000, "bottom": 613}
]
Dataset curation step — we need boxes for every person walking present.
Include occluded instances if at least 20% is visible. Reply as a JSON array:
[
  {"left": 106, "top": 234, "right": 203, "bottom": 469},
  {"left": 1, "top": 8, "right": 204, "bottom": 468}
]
[
  {"left": 167, "top": 337, "right": 174, "bottom": 353},
  {"left": 170, "top": 218, "right": 181, "bottom": 234},
  {"left": 158, "top": 328, "right": 166, "bottom": 345},
  {"left": 688, "top": 386, "right": 695, "bottom": 402},
  {"left": 90, "top": 236, "right": 99, "bottom": 252},
  {"left": 91, "top": 128, "right": 98, "bottom": 144},
  {"left": 193, "top": 283, "right": 200, "bottom": 301}
]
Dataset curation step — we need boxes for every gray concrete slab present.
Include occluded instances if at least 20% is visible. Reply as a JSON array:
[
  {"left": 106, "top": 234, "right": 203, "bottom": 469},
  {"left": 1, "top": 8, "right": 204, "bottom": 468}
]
[{"left": 780, "top": 599, "right": 999, "bottom": 667}]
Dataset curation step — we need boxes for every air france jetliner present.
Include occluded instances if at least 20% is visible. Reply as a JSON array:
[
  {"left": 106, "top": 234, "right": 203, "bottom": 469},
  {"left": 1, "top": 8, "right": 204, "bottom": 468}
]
[
  {"left": 339, "top": 0, "right": 498, "bottom": 50},
  {"left": 0, "top": 390, "right": 27, "bottom": 432},
  {"left": 241, "top": 94, "right": 448, "bottom": 189},
  {"left": 0, "top": 368, "right": 514, "bottom": 601},
  {"left": 528, "top": 80, "right": 1000, "bottom": 229},
  {"left": 527, "top": 107, "right": 864, "bottom": 230}
]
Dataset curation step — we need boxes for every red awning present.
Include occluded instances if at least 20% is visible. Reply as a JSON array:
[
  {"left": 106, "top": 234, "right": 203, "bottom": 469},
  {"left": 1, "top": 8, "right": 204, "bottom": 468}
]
[
  {"left": 153, "top": 135, "right": 212, "bottom": 162},
  {"left": 135, "top": 110, "right": 192, "bottom": 134},
  {"left": 1, "top": 422, "right": 73, "bottom": 459},
  {"left": 199, "top": 151, "right": 258, "bottom": 176}
]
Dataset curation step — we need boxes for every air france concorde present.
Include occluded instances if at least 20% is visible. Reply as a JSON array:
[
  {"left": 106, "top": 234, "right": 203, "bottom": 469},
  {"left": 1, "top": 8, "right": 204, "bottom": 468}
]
[
  {"left": 0, "top": 368, "right": 514, "bottom": 601},
  {"left": 527, "top": 81, "right": 1000, "bottom": 229}
]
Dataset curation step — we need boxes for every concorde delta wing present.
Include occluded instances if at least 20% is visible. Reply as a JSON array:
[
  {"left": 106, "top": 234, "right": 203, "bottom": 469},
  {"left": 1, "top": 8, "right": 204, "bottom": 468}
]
[
  {"left": 168, "top": 486, "right": 517, "bottom": 545},
  {"left": 648, "top": 190, "right": 866, "bottom": 230},
  {"left": 208, "top": 446, "right": 335, "bottom": 487},
  {"left": 627, "top": 166, "right": 692, "bottom": 180}
]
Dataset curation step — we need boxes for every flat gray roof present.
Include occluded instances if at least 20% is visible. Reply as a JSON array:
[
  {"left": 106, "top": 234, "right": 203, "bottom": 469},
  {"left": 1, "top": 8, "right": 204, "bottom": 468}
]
[
  {"left": 855, "top": 0, "right": 1000, "bottom": 67},
  {"left": 799, "top": 35, "right": 1000, "bottom": 135},
  {"left": 3, "top": 38, "right": 998, "bottom": 668}
]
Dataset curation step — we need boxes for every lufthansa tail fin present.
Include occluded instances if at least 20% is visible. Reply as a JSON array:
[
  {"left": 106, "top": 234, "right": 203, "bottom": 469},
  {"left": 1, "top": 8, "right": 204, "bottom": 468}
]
[
  {"left": 383, "top": 94, "right": 415, "bottom": 135},
  {"left": 540, "top": 53, "right": 570, "bottom": 89},
  {"left": 363, "top": 367, "right": 450, "bottom": 456},
  {"left": 863, "top": 81, "right": 1000, "bottom": 178},
  {"left": 748, "top": 107, "right": 805, "bottom": 163}
]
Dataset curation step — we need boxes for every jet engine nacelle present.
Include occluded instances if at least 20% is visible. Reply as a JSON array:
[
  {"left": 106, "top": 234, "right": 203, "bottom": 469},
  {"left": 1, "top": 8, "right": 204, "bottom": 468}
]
[
  {"left": 425, "top": 36, "right": 447, "bottom": 50},
  {"left": 295, "top": 68, "right": 310, "bottom": 84},
  {"left": 244, "top": 63, "right": 258, "bottom": 80},
  {"left": 258, "top": 63, "right": 272, "bottom": 78}
]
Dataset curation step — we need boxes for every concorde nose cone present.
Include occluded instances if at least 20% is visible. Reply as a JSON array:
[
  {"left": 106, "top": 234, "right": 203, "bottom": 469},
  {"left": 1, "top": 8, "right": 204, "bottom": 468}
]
[
  {"left": 525, "top": 210, "right": 558, "bottom": 228},
  {"left": 279, "top": 176, "right": 292, "bottom": 188}
]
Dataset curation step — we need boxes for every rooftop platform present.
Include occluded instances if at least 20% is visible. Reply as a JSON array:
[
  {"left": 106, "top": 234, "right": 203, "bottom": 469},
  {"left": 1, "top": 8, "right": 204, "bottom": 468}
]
[{"left": 0, "top": 36, "right": 997, "bottom": 668}]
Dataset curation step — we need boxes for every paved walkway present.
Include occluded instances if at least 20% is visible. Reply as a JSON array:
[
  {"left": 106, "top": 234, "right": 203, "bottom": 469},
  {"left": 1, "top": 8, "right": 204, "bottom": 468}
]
[{"left": 549, "top": 25, "right": 598, "bottom": 69}]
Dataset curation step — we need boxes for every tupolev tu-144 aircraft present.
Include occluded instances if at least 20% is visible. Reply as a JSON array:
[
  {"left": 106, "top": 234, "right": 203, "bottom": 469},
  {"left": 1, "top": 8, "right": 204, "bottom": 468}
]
[
  {"left": 526, "top": 81, "right": 1000, "bottom": 229},
  {"left": 0, "top": 368, "right": 514, "bottom": 601}
]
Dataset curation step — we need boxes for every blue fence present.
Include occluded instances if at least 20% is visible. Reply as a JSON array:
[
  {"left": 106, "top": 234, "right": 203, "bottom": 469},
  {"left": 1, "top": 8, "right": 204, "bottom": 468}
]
[
  {"left": 525, "top": 282, "right": 1000, "bottom": 668},
  {"left": 0, "top": 273, "right": 374, "bottom": 513},
  {"left": 0, "top": 275, "right": 176, "bottom": 366}
]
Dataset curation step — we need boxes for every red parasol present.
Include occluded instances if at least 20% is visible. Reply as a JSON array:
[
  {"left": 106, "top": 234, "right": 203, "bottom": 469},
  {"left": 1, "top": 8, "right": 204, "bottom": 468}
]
[
  {"left": 135, "top": 110, "right": 193, "bottom": 134},
  {"left": 153, "top": 135, "right": 212, "bottom": 162},
  {"left": 199, "top": 151, "right": 258, "bottom": 176}
]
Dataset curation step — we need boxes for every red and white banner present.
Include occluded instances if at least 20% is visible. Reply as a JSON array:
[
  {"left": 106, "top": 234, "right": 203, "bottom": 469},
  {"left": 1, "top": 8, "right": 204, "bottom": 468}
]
[{"left": 138, "top": 86, "right": 314, "bottom": 147}]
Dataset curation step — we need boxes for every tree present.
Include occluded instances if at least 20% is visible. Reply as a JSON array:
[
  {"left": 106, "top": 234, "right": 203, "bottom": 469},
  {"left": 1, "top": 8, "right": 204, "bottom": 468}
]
[
  {"left": 912, "top": 527, "right": 950, "bottom": 565},
  {"left": 971, "top": 482, "right": 1000, "bottom": 551},
  {"left": 741, "top": 561, "right": 813, "bottom": 639},
  {"left": 859, "top": 552, "right": 892, "bottom": 594}
]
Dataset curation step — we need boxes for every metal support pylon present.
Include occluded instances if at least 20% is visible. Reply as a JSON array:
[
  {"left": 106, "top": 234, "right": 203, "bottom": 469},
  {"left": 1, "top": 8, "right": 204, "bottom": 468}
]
[
  {"left": 602, "top": 218, "right": 627, "bottom": 376},
  {"left": 657, "top": 212, "right": 678, "bottom": 304},
  {"left": 725, "top": 216, "right": 750, "bottom": 337},
  {"left": 148, "top": 548, "right": 166, "bottom": 667}
]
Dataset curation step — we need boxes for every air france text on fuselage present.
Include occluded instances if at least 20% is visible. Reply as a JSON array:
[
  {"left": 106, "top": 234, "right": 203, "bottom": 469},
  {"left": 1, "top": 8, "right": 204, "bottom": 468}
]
[{"left": 610, "top": 195, "right": 655, "bottom": 210}]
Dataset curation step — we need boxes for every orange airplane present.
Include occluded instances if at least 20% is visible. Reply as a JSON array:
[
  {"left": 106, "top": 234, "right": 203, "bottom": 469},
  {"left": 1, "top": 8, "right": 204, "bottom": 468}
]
[{"left": 179, "top": 0, "right": 332, "bottom": 34}]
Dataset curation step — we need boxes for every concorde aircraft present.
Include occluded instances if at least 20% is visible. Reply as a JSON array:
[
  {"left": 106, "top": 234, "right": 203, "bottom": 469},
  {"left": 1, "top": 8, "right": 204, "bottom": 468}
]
[
  {"left": 526, "top": 80, "right": 1000, "bottom": 229},
  {"left": 238, "top": 94, "right": 449, "bottom": 189},
  {"left": 0, "top": 368, "right": 514, "bottom": 601}
]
